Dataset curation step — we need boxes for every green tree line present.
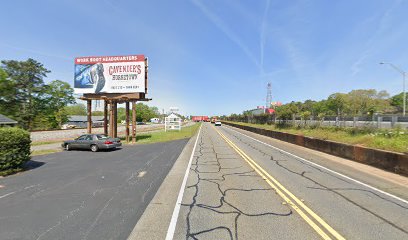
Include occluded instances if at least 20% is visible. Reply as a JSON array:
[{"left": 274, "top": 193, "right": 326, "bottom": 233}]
[
  {"left": 65, "top": 103, "right": 160, "bottom": 123},
  {"left": 225, "top": 89, "right": 407, "bottom": 121}
]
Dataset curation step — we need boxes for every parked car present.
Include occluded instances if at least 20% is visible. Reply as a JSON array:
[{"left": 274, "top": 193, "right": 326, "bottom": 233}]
[
  {"left": 61, "top": 124, "right": 77, "bottom": 129},
  {"left": 215, "top": 121, "right": 222, "bottom": 126},
  {"left": 62, "top": 134, "right": 121, "bottom": 152}
]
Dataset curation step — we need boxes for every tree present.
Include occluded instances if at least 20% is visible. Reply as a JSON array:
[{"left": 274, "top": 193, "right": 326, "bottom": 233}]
[
  {"left": 111, "top": 104, "right": 161, "bottom": 123},
  {"left": 65, "top": 104, "right": 87, "bottom": 116},
  {"left": 275, "top": 101, "right": 299, "bottom": 120},
  {"left": 117, "top": 107, "right": 126, "bottom": 123},
  {"left": 39, "top": 80, "right": 76, "bottom": 128},
  {"left": 391, "top": 92, "right": 407, "bottom": 113},
  {"left": 0, "top": 68, "right": 16, "bottom": 117},
  {"left": 92, "top": 111, "right": 104, "bottom": 116},
  {"left": 135, "top": 103, "right": 159, "bottom": 122},
  {"left": 327, "top": 93, "right": 348, "bottom": 116},
  {"left": 1, "top": 58, "right": 50, "bottom": 130},
  {"left": 312, "top": 100, "right": 330, "bottom": 117},
  {"left": 346, "top": 89, "right": 390, "bottom": 115}
]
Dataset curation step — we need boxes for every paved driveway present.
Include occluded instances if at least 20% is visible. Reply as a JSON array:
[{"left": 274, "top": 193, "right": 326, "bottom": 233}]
[{"left": 0, "top": 139, "right": 188, "bottom": 240}]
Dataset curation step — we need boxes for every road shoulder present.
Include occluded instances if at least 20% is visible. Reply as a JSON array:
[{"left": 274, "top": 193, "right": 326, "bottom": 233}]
[{"left": 127, "top": 129, "right": 199, "bottom": 240}]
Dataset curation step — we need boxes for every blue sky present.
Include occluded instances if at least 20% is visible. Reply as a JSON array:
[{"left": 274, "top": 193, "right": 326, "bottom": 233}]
[{"left": 1, "top": 0, "right": 407, "bottom": 116}]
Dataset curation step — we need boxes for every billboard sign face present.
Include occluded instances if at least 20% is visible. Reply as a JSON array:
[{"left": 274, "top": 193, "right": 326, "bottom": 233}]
[{"left": 74, "top": 55, "right": 145, "bottom": 94}]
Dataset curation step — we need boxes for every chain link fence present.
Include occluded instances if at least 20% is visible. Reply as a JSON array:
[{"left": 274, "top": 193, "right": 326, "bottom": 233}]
[{"left": 227, "top": 115, "right": 408, "bottom": 129}]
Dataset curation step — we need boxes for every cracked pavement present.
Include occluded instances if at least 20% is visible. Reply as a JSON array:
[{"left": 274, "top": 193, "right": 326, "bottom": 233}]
[{"left": 173, "top": 123, "right": 408, "bottom": 240}]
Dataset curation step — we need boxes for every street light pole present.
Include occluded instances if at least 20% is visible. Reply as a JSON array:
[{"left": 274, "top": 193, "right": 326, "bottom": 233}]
[{"left": 380, "top": 62, "right": 406, "bottom": 116}]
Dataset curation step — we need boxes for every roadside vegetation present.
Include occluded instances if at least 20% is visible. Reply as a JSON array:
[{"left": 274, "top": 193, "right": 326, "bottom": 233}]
[
  {"left": 130, "top": 123, "right": 200, "bottom": 144},
  {"left": 0, "top": 127, "right": 31, "bottom": 176},
  {"left": 225, "top": 121, "right": 408, "bottom": 154}
]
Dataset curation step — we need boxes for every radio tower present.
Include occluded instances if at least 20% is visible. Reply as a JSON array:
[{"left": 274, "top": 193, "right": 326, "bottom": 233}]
[{"left": 266, "top": 82, "right": 272, "bottom": 109}]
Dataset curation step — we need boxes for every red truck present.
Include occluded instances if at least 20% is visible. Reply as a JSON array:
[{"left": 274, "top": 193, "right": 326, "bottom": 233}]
[{"left": 192, "top": 116, "right": 210, "bottom": 122}]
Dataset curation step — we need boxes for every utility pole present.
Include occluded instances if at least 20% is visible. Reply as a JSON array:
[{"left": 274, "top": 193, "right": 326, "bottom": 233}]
[{"left": 380, "top": 62, "right": 406, "bottom": 116}]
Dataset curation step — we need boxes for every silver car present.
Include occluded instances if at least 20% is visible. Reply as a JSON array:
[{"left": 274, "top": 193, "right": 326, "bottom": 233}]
[{"left": 62, "top": 134, "right": 122, "bottom": 152}]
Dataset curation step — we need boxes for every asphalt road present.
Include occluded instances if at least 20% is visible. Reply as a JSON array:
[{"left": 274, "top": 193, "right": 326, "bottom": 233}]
[
  {"left": 171, "top": 123, "right": 408, "bottom": 239},
  {"left": 0, "top": 139, "right": 188, "bottom": 240}
]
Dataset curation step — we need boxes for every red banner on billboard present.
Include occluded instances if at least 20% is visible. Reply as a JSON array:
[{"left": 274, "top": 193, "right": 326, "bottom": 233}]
[{"left": 75, "top": 55, "right": 145, "bottom": 64}]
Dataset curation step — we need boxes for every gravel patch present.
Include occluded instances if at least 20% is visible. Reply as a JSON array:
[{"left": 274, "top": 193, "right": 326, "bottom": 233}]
[{"left": 30, "top": 124, "right": 164, "bottom": 142}]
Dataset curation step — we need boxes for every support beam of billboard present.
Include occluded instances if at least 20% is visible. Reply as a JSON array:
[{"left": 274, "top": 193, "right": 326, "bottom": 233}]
[
  {"left": 132, "top": 101, "right": 137, "bottom": 143},
  {"left": 113, "top": 101, "right": 118, "bottom": 138},
  {"left": 145, "top": 58, "right": 148, "bottom": 94},
  {"left": 80, "top": 93, "right": 151, "bottom": 102},
  {"left": 126, "top": 102, "right": 130, "bottom": 142},
  {"left": 87, "top": 100, "right": 92, "bottom": 134},
  {"left": 109, "top": 101, "right": 114, "bottom": 138},
  {"left": 104, "top": 100, "right": 108, "bottom": 135}
]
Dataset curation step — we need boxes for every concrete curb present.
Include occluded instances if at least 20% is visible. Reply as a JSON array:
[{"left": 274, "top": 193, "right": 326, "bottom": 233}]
[
  {"left": 127, "top": 130, "right": 199, "bottom": 240},
  {"left": 223, "top": 122, "right": 408, "bottom": 176}
]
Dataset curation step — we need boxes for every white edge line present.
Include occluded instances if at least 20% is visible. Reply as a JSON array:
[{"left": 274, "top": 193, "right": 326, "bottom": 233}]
[
  {"left": 225, "top": 125, "right": 408, "bottom": 205},
  {"left": 165, "top": 124, "right": 202, "bottom": 240},
  {"left": 0, "top": 191, "right": 16, "bottom": 199}
]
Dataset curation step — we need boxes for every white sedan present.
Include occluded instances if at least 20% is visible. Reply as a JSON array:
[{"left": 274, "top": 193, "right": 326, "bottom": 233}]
[{"left": 215, "top": 121, "right": 222, "bottom": 126}]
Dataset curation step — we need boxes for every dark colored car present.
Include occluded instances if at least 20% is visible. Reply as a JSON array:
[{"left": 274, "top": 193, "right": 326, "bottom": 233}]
[{"left": 62, "top": 134, "right": 122, "bottom": 152}]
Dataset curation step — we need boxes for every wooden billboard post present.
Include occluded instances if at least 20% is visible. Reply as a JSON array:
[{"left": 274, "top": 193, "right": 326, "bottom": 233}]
[
  {"left": 104, "top": 100, "right": 108, "bottom": 135},
  {"left": 109, "top": 100, "right": 114, "bottom": 138},
  {"left": 132, "top": 101, "right": 137, "bottom": 143},
  {"left": 113, "top": 101, "right": 118, "bottom": 138},
  {"left": 125, "top": 102, "right": 130, "bottom": 142},
  {"left": 87, "top": 100, "right": 92, "bottom": 134}
]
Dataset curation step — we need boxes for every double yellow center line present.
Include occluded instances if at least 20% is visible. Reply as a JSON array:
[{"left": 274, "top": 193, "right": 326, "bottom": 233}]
[{"left": 213, "top": 126, "right": 345, "bottom": 240}]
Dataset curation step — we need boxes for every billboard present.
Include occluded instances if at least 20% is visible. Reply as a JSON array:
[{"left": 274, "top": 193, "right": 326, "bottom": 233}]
[{"left": 74, "top": 55, "right": 146, "bottom": 94}]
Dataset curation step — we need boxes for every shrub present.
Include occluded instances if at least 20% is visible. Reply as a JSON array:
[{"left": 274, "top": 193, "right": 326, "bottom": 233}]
[{"left": 0, "top": 127, "right": 31, "bottom": 172}]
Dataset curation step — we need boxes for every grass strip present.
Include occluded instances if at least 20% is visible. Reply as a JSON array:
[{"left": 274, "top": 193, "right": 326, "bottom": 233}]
[
  {"left": 0, "top": 168, "right": 23, "bottom": 177},
  {"left": 31, "top": 149, "right": 62, "bottom": 156},
  {"left": 31, "top": 140, "right": 63, "bottom": 146},
  {"left": 126, "top": 123, "right": 201, "bottom": 144}
]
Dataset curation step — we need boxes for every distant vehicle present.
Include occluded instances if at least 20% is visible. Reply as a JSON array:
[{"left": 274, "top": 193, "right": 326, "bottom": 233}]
[
  {"left": 136, "top": 122, "right": 146, "bottom": 125},
  {"left": 215, "top": 121, "right": 222, "bottom": 126},
  {"left": 150, "top": 118, "right": 160, "bottom": 124},
  {"left": 211, "top": 117, "right": 217, "bottom": 123},
  {"left": 192, "top": 116, "right": 210, "bottom": 122},
  {"left": 61, "top": 124, "right": 77, "bottom": 129},
  {"left": 62, "top": 134, "right": 121, "bottom": 152}
]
